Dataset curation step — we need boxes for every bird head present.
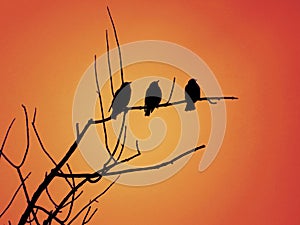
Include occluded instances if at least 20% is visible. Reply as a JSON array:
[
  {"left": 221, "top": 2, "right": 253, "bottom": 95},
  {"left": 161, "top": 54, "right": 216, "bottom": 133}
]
[
  {"left": 188, "top": 78, "right": 197, "bottom": 84},
  {"left": 122, "top": 81, "right": 131, "bottom": 87}
]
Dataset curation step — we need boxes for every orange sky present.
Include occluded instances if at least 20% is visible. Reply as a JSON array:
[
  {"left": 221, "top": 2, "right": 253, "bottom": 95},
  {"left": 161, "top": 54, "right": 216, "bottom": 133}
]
[{"left": 0, "top": 0, "right": 299, "bottom": 224}]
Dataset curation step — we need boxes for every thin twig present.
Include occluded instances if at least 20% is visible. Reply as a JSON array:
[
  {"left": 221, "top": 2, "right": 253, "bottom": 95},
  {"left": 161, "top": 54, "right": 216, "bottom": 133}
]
[
  {"left": 16, "top": 168, "right": 40, "bottom": 225},
  {"left": 67, "top": 175, "right": 120, "bottom": 225},
  {"left": 34, "top": 206, "right": 64, "bottom": 224},
  {"left": 0, "top": 118, "right": 15, "bottom": 159},
  {"left": 82, "top": 206, "right": 91, "bottom": 225},
  {"left": 45, "top": 173, "right": 59, "bottom": 209},
  {"left": 19, "top": 118, "right": 95, "bottom": 224},
  {"left": 116, "top": 126, "right": 127, "bottom": 161},
  {"left": 76, "top": 123, "right": 80, "bottom": 138},
  {"left": 17, "top": 105, "right": 30, "bottom": 168},
  {"left": 56, "top": 144, "right": 204, "bottom": 179},
  {"left": 62, "top": 164, "right": 76, "bottom": 223},
  {"left": 119, "top": 140, "right": 141, "bottom": 163},
  {"left": 106, "top": 29, "right": 114, "bottom": 97},
  {"left": 103, "top": 111, "right": 127, "bottom": 168},
  {"left": 107, "top": 6, "right": 124, "bottom": 84},
  {"left": 62, "top": 191, "right": 83, "bottom": 209},
  {"left": 0, "top": 172, "right": 31, "bottom": 218},
  {"left": 94, "top": 54, "right": 112, "bottom": 157},
  {"left": 0, "top": 119, "right": 17, "bottom": 167},
  {"left": 82, "top": 207, "right": 98, "bottom": 225},
  {"left": 32, "top": 109, "right": 73, "bottom": 189},
  {"left": 166, "top": 77, "right": 176, "bottom": 103},
  {"left": 44, "top": 174, "right": 101, "bottom": 224},
  {"left": 103, "top": 145, "right": 206, "bottom": 176}
]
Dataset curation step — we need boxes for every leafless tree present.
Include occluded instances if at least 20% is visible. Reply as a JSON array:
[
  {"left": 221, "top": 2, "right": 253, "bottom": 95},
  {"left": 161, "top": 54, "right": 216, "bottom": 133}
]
[{"left": 0, "top": 7, "right": 237, "bottom": 225}]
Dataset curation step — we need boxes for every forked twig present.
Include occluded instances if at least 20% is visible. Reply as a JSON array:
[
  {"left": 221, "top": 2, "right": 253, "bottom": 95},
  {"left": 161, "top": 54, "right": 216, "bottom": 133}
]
[
  {"left": 67, "top": 175, "right": 120, "bottom": 225},
  {"left": 0, "top": 172, "right": 31, "bottom": 218}
]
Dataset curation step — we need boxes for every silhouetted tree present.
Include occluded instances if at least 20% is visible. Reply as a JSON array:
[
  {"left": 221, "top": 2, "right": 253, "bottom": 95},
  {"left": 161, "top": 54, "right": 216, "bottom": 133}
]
[{"left": 0, "top": 7, "right": 238, "bottom": 225}]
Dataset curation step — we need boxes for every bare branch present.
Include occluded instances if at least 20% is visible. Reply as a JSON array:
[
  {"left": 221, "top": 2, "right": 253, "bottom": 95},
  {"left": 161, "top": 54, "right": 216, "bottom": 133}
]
[
  {"left": 107, "top": 6, "right": 124, "bottom": 84},
  {"left": 106, "top": 29, "right": 114, "bottom": 97},
  {"left": 82, "top": 207, "right": 98, "bottom": 225},
  {"left": 62, "top": 191, "right": 83, "bottom": 209},
  {"left": 0, "top": 118, "right": 18, "bottom": 167},
  {"left": 45, "top": 173, "right": 59, "bottom": 209},
  {"left": 103, "top": 111, "right": 127, "bottom": 168},
  {"left": 62, "top": 164, "right": 76, "bottom": 223},
  {"left": 32, "top": 109, "right": 73, "bottom": 189},
  {"left": 0, "top": 172, "right": 31, "bottom": 218},
  {"left": 19, "top": 118, "right": 95, "bottom": 224},
  {"left": 32, "top": 112, "right": 57, "bottom": 167},
  {"left": 116, "top": 126, "right": 127, "bottom": 161},
  {"left": 16, "top": 168, "right": 40, "bottom": 225},
  {"left": 103, "top": 144, "right": 205, "bottom": 176},
  {"left": 34, "top": 206, "right": 64, "bottom": 224},
  {"left": 17, "top": 105, "right": 30, "bottom": 168},
  {"left": 166, "top": 77, "right": 176, "bottom": 103},
  {"left": 82, "top": 206, "right": 91, "bottom": 225},
  {"left": 129, "top": 96, "right": 238, "bottom": 110},
  {"left": 0, "top": 118, "right": 16, "bottom": 157},
  {"left": 76, "top": 123, "right": 80, "bottom": 138},
  {"left": 119, "top": 140, "right": 141, "bottom": 163},
  {"left": 44, "top": 173, "right": 100, "bottom": 224},
  {"left": 94, "top": 55, "right": 112, "bottom": 157},
  {"left": 67, "top": 175, "right": 120, "bottom": 225},
  {"left": 56, "top": 144, "right": 204, "bottom": 179}
]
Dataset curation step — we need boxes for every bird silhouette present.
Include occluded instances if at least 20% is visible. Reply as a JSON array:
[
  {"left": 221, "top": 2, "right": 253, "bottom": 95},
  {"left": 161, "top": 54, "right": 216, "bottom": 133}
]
[
  {"left": 185, "top": 79, "right": 200, "bottom": 111},
  {"left": 109, "top": 82, "right": 131, "bottom": 119},
  {"left": 144, "top": 81, "right": 162, "bottom": 116}
]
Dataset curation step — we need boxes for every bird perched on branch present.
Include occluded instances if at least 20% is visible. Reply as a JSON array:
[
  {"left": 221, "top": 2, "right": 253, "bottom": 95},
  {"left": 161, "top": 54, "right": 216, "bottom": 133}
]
[
  {"left": 185, "top": 79, "right": 200, "bottom": 111},
  {"left": 109, "top": 82, "right": 131, "bottom": 119},
  {"left": 144, "top": 81, "right": 162, "bottom": 116}
]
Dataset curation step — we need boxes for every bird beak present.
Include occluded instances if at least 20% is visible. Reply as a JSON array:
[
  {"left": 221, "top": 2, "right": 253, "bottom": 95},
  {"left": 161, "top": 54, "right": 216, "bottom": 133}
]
[{"left": 156, "top": 80, "right": 159, "bottom": 83}]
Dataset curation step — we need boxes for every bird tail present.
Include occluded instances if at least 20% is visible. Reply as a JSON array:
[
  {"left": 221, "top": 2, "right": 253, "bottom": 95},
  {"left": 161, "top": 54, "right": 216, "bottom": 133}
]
[
  {"left": 144, "top": 108, "right": 151, "bottom": 116},
  {"left": 185, "top": 102, "right": 196, "bottom": 111},
  {"left": 111, "top": 111, "right": 117, "bottom": 120}
]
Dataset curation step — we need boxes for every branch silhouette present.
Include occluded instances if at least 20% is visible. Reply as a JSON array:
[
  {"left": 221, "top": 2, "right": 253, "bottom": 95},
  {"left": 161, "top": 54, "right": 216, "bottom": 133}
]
[{"left": 0, "top": 6, "right": 238, "bottom": 225}]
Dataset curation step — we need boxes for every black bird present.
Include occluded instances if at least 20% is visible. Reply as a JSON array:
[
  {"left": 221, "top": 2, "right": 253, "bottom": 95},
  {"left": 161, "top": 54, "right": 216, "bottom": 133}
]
[
  {"left": 185, "top": 79, "right": 200, "bottom": 111},
  {"left": 109, "top": 82, "right": 131, "bottom": 119},
  {"left": 144, "top": 81, "right": 162, "bottom": 116}
]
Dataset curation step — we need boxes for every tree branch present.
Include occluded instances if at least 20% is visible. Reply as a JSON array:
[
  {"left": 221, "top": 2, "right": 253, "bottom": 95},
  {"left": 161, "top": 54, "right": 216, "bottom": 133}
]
[
  {"left": 103, "top": 144, "right": 205, "bottom": 176},
  {"left": 166, "top": 77, "right": 176, "bottom": 103},
  {"left": 106, "top": 29, "right": 114, "bottom": 97},
  {"left": 0, "top": 118, "right": 16, "bottom": 159},
  {"left": 0, "top": 172, "right": 31, "bottom": 218},
  {"left": 94, "top": 54, "right": 112, "bottom": 157},
  {"left": 32, "top": 108, "right": 73, "bottom": 189},
  {"left": 16, "top": 105, "right": 30, "bottom": 168},
  {"left": 82, "top": 206, "right": 98, "bottom": 225},
  {"left": 67, "top": 175, "right": 120, "bottom": 225},
  {"left": 107, "top": 6, "right": 124, "bottom": 84},
  {"left": 56, "top": 144, "right": 204, "bottom": 179}
]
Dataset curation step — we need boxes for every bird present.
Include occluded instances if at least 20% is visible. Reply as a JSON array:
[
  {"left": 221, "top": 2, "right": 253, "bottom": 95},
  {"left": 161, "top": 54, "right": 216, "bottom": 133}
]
[
  {"left": 109, "top": 82, "right": 132, "bottom": 119},
  {"left": 184, "top": 79, "right": 200, "bottom": 111},
  {"left": 144, "top": 81, "right": 162, "bottom": 116}
]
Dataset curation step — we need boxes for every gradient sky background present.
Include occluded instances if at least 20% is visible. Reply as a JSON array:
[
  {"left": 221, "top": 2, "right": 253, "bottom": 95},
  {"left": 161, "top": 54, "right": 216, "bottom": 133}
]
[{"left": 0, "top": 0, "right": 299, "bottom": 224}]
